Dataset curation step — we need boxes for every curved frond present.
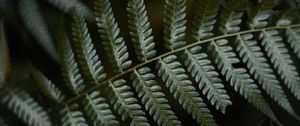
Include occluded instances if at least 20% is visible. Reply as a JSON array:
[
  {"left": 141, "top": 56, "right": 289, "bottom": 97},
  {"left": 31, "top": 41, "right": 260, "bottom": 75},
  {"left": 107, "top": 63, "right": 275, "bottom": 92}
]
[
  {"left": 127, "top": 0, "right": 157, "bottom": 61},
  {"left": 0, "top": 19, "right": 9, "bottom": 89},
  {"left": 107, "top": 79, "right": 149, "bottom": 126},
  {"left": 95, "top": 0, "right": 132, "bottom": 73},
  {"left": 57, "top": 34, "right": 86, "bottom": 93},
  {"left": 60, "top": 104, "right": 88, "bottom": 126},
  {"left": 157, "top": 55, "right": 217, "bottom": 126},
  {"left": 163, "top": 0, "right": 187, "bottom": 49},
  {"left": 184, "top": 46, "right": 232, "bottom": 113},
  {"left": 235, "top": 33, "right": 299, "bottom": 120},
  {"left": 45, "top": 0, "right": 93, "bottom": 20},
  {"left": 260, "top": 30, "right": 300, "bottom": 100},
  {"left": 247, "top": 0, "right": 274, "bottom": 29},
  {"left": 70, "top": 11, "right": 106, "bottom": 85},
  {"left": 1, "top": 90, "right": 52, "bottom": 126},
  {"left": 82, "top": 91, "right": 119, "bottom": 126},
  {"left": 131, "top": 67, "right": 182, "bottom": 126},
  {"left": 219, "top": 0, "right": 247, "bottom": 33},
  {"left": 17, "top": 0, "right": 58, "bottom": 62},
  {"left": 286, "top": 27, "right": 300, "bottom": 59},
  {"left": 209, "top": 39, "right": 281, "bottom": 125},
  {"left": 192, "top": 0, "right": 220, "bottom": 41},
  {"left": 30, "top": 65, "right": 65, "bottom": 103}
]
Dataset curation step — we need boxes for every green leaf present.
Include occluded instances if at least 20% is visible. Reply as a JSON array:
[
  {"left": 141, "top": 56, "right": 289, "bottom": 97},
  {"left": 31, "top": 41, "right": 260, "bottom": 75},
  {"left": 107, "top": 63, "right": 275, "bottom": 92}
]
[
  {"left": 60, "top": 104, "right": 88, "bottom": 126},
  {"left": 131, "top": 67, "right": 182, "bottom": 126},
  {"left": 157, "top": 55, "right": 217, "bottom": 126},
  {"left": 82, "top": 91, "right": 119, "bottom": 126},
  {"left": 235, "top": 33, "right": 300, "bottom": 120},
  {"left": 30, "top": 65, "right": 65, "bottom": 103},
  {"left": 17, "top": 0, "right": 58, "bottom": 62},
  {"left": 192, "top": 0, "right": 220, "bottom": 41},
  {"left": 219, "top": 0, "right": 247, "bottom": 34},
  {"left": 1, "top": 90, "right": 52, "bottom": 126},
  {"left": 127, "top": 0, "right": 157, "bottom": 61},
  {"left": 274, "top": 9, "right": 299, "bottom": 26},
  {"left": 70, "top": 11, "right": 106, "bottom": 85},
  {"left": 286, "top": 27, "right": 300, "bottom": 59},
  {"left": 107, "top": 79, "right": 150, "bottom": 126},
  {"left": 0, "top": 19, "right": 9, "bottom": 89},
  {"left": 209, "top": 39, "right": 282, "bottom": 125},
  {"left": 247, "top": 0, "right": 274, "bottom": 29},
  {"left": 45, "top": 0, "right": 94, "bottom": 20},
  {"left": 95, "top": 0, "right": 132, "bottom": 73},
  {"left": 57, "top": 34, "right": 86, "bottom": 93},
  {"left": 184, "top": 46, "right": 232, "bottom": 113},
  {"left": 260, "top": 30, "right": 300, "bottom": 100},
  {"left": 163, "top": 0, "right": 187, "bottom": 49}
]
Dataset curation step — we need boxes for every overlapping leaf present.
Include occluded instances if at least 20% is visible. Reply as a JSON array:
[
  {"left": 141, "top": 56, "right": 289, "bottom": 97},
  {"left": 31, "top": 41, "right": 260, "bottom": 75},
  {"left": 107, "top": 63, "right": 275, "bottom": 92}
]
[{"left": 60, "top": 104, "right": 88, "bottom": 126}]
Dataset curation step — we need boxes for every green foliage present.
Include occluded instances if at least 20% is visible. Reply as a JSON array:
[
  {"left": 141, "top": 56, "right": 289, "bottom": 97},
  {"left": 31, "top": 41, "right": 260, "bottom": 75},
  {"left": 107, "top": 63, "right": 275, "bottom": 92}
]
[
  {"left": 1, "top": 90, "right": 52, "bottom": 126},
  {"left": 131, "top": 67, "right": 182, "bottom": 126},
  {"left": 127, "top": 0, "right": 157, "bottom": 61},
  {"left": 1, "top": 0, "right": 300, "bottom": 126},
  {"left": 157, "top": 55, "right": 217, "bottom": 126},
  {"left": 95, "top": 0, "right": 132, "bottom": 73}
]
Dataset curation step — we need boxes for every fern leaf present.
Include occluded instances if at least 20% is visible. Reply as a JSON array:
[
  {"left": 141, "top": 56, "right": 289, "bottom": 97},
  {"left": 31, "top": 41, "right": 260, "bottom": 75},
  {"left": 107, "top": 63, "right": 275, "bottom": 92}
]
[
  {"left": 209, "top": 39, "right": 281, "bottom": 125},
  {"left": 157, "top": 55, "right": 217, "bottom": 126},
  {"left": 127, "top": 0, "right": 157, "bottom": 61},
  {"left": 247, "top": 0, "right": 274, "bottom": 29},
  {"left": 192, "top": 0, "right": 220, "bottom": 41},
  {"left": 274, "top": 9, "right": 299, "bottom": 26},
  {"left": 0, "top": 19, "right": 9, "bottom": 89},
  {"left": 30, "top": 65, "right": 65, "bottom": 103},
  {"left": 60, "top": 104, "right": 88, "bottom": 126},
  {"left": 1, "top": 90, "right": 52, "bottom": 126},
  {"left": 95, "top": 0, "right": 132, "bottom": 73},
  {"left": 286, "top": 27, "right": 300, "bottom": 59},
  {"left": 131, "top": 67, "right": 182, "bottom": 126},
  {"left": 184, "top": 46, "right": 232, "bottom": 113},
  {"left": 70, "top": 11, "right": 106, "bottom": 85},
  {"left": 82, "top": 91, "right": 119, "bottom": 126},
  {"left": 235, "top": 33, "right": 299, "bottom": 120},
  {"left": 45, "top": 0, "right": 94, "bottom": 20},
  {"left": 219, "top": 0, "right": 247, "bottom": 34},
  {"left": 260, "top": 30, "right": 300, "bottom": 100},
  {"left": 107, "top": 79, "right": 150, "bottom": 126},
  {"left": 163, "top": 0, "right": 187, "bottom": 49},
  {"left": 57, "top": 34, "right": 86, "bottom": 93},
  {"left": 17, "top": 0, "right": 58, "bottom": 62}
]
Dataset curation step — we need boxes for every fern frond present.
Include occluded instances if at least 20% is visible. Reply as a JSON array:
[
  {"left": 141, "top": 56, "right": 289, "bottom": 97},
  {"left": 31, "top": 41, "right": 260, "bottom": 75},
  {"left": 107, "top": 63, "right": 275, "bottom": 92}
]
[
  {"left": 45, "top": 0, "right": 94, "bottom": 20},
  {"left": 286, "top": 27, "right": 300, "bottom": 59},
  {"left": 95, "top": 0, "right": 132, "bottom": 73},
  {"left": 192, "top": 0, "right": 220, "bottom": 41},
  {"left": 219, "top": 0, "right": 248, "bottom": 34},
  {"left": 30, "top": 65, "right": 65, "bottom": 103},
  {"left": 157, "top": 55, "right": 217, "bottom": 126},
  {"left": 247, "top": 0, "right": 274, "bottom": 29},
  {"left": 57, "top": 34, "right": 86, "bottom": 93},
  {"left": 260, "top": 30, "right": 300, "bottom": 100},
  {"left": 82, "top": 91, "right": 119, "bottom": 126},
  {"left": 209, "top": 39, "right": 281, "bottom": 125},
  {"left": 1, "top": 90, "right": 52, "bottom": 126},
  {"left": 235, "top": 33, "right": 299, "bottom": 120},
  {"left": 184, "top": 46, "right": 232, "bottom": 114},
  {"left": 163, "top": 0, "right": 187, "bottom": 49},
  {"left": 127, "top": 0, "right": 156, "bottom": 61},
  {"left": 60, "top": 104, "right": 88, "bottom": 126},
  {"left": 131, "top": 67, "right": 182, "bottom": 126},
  {"left": 107, "top": 79, "right": 149, "bottom": 126},
  {"left": 70, "top": 11, "right": 106, "bottom": 85},
  {"left": 0, "top": 19, "right": 9, "bottom": 89},
  {"left": 17, "top": 0, "right": 58, "bottom": 62}
]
